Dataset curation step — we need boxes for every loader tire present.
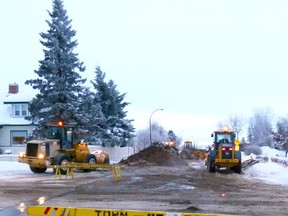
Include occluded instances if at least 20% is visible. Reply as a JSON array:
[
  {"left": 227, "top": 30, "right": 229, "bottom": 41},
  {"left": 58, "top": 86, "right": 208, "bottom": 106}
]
[
  {"left": 233, "top": 161, "right": 242, "bottom": 174},
  {"left": 30, "top": 166, "right": 47, "bottom": 173},
  {"left": 53, "top": 153, "right": 71, "bottom": 175},
  {"left": 207, "top": 157, "right": 216, "bottom": 173},
  {"left": 84, "top": 154, "right": 97, "bottom": 172}
]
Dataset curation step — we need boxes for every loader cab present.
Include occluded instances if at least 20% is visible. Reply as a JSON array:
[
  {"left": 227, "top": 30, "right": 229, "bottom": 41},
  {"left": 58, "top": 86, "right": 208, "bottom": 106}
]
[
  {"left": 45, "top": 121, "right": 74, "bottom": 149},
  {"left": 211, "top": 130, "right": 235, "bottom": 150},
  {"left": 183, "top": 141, "right": 195, "bottom": 150}
]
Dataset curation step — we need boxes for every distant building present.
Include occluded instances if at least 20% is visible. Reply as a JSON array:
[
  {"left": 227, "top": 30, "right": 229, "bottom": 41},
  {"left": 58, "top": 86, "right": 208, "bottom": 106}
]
[{"left": 0, "top": 83, "right": 36, "bottom": 152}]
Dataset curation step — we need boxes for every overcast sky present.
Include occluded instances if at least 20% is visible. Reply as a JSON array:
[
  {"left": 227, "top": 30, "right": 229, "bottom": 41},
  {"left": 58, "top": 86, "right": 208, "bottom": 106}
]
[{"left": 1, "top": 0, "right": 288, "bottom": 145}]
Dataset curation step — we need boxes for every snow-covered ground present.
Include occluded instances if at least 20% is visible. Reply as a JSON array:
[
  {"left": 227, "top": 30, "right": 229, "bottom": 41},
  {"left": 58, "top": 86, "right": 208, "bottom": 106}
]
[{"left": 1, "top": 146, "right": 288, "bottom": 186}]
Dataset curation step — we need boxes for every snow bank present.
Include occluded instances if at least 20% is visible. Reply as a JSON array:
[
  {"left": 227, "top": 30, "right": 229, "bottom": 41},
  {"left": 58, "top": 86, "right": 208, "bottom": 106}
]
[
  {"left": 242, "top": 146, "right": 288, "bottom": 186},
  {"left": 261, "top": 146, "right": 285, "bottom": 157},
  {"left": 244, "top": 161, "right": 288, "bottom": 185}
]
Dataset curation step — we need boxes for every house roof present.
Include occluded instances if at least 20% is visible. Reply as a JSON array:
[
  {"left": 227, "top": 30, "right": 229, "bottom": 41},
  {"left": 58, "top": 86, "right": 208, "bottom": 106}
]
[{"left": 0, "top": 84, "right": 37, "bottom": 125}]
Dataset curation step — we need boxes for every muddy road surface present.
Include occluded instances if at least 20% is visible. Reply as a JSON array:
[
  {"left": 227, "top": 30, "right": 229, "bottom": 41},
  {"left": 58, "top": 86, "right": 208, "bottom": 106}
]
[{"left": 0, "top": 160, "right": 288, "bottom": 216}]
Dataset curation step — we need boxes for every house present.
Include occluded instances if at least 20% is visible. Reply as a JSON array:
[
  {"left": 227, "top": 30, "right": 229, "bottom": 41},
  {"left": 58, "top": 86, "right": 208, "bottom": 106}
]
[{"left": 0, "top": 83, "right": 36, "bottom": 154}]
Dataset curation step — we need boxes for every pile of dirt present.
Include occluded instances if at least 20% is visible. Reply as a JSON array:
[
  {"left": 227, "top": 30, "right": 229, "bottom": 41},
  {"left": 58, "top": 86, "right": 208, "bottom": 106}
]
[{"left": 120, "top": 143, "right": 188, "bottom": 166}]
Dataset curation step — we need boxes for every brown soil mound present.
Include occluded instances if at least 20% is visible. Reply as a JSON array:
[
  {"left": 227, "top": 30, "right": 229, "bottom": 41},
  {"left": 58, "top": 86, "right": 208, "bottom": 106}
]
[{"left": 120, "top": 143, "right": 188, "bottom": 166}]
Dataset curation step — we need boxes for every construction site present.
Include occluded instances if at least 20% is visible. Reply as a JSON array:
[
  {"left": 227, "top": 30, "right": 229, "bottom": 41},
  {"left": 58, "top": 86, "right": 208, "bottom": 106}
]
[{"left": 1, "top": 142, "right": 288, "bottom": 216}]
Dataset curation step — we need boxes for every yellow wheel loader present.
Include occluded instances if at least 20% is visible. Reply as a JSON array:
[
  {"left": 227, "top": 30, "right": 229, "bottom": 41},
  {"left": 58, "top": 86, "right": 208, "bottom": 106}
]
[
  {"left": 179, "top": 141, "right": 206, "bottom": 160},
  {"left": 206, "top": 129, "right": 241, "bottom": 173},
  {"left": 18, "top": 120, "right": 110, "bottom": 174}
]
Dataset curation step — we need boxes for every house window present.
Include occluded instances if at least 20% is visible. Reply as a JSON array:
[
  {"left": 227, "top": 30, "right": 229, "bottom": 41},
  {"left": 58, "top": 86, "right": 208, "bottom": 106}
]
[
  {"left": 11, "top": 130, "right": 27, "bottom": 145},
  {"left": 13, "top": 104, "right": 28, "bottom": 117}
]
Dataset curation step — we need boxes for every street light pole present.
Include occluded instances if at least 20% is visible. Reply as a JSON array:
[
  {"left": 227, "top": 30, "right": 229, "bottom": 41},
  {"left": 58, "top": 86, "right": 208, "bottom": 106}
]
[{"left": 149, "top": 108, "right": 164, "bottom": 146}]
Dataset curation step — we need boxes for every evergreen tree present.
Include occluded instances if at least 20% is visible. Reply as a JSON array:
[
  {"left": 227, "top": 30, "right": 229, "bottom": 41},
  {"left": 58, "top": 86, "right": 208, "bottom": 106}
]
[
  {"left": 25, "top": 0, "right": 86, "bottom": 138},
  {"left": 90, "top": 66, "right": 135, "bottom": 146},
  {"left": 272, "top": 117, "right": 288, "bottom": 152},
  {"left": 77, "top": 87, "right": 104, "bottom": 142}
]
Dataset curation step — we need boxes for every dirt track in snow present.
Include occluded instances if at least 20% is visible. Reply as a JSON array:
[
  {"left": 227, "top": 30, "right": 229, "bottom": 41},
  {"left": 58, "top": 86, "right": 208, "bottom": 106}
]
[{"left": 1, "top": 160, "right": 288, "bottom": 216}]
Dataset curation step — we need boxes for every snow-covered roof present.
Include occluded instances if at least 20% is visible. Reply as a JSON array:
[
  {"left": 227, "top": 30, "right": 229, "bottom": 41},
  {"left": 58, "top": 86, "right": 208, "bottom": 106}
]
[{"left": 0, "top": 84, "right": 37, "bottom": 125}]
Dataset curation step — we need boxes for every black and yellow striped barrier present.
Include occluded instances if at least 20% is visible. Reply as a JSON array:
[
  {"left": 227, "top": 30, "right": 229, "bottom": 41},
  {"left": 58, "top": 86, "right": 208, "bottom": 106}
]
[
  {"left": 47, "top": 163, "right": 124, "bottom": 182},
  {"left": 27, "top": 206, "right": 237, "bottom": 216}
]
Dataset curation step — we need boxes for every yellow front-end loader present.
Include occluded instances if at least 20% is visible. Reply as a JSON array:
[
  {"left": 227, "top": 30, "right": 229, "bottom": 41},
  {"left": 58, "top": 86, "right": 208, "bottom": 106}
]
[
  {"left": 179, "top": 141, "right": 206, "bottom": 160},
  {"left": 18, "top": 120, "right": 110, "bottom": 174}
]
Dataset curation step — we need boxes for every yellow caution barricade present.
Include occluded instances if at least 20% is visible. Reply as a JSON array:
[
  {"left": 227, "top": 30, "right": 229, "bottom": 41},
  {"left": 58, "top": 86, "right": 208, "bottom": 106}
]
[
  {"left": 50, "top": 165, "right": 74, "bottom": 179},
  {"left": 112, "top": 164, "right": 121, "bottom": 181},
  {"left": 27, "top": 206, "right": 237, "bottom": 216},
  {"left": 66, "top": 166, "right": 74, "bottom": 179},
  {"left": 48, "top": 163, "right": 123, "bottom": 182}
]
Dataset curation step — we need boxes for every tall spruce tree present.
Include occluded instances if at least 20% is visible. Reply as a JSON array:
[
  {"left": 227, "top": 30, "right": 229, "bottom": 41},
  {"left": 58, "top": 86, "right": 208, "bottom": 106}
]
[
  {"left": 90, "top": 66, "right": 135, "bottom": 147},
  {"left": 77, "top": 87, "right": 105, "bottom": 142},
  {"left": 272, "top": 117, "right": 288, "bottom": 152},
  {"left": 25, "top": 0, "right": 86, "bottom": 138}
]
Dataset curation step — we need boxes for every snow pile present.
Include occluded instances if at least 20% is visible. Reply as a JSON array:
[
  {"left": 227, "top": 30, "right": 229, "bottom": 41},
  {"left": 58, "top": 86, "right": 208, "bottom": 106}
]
[
  {"left": 261, "top": 146, "right": 285, "bottom": 158},
  {"left": 244, "top": 161, "right": 288, "bottom": 185},
  {"left": 243, "top": 146, "right": 288, "bottom": 185}
]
